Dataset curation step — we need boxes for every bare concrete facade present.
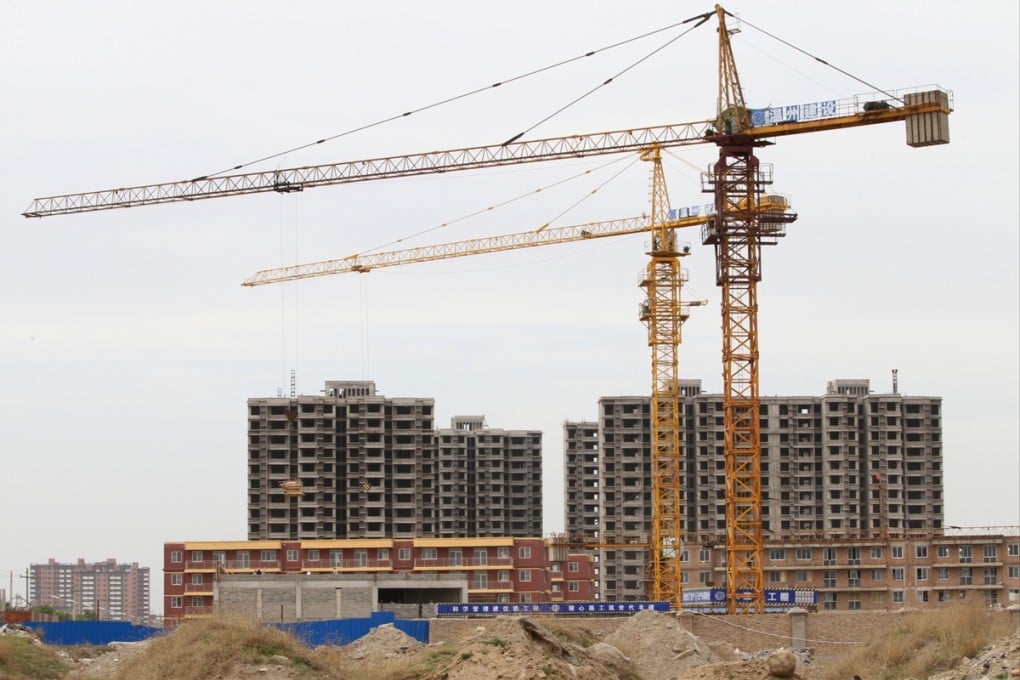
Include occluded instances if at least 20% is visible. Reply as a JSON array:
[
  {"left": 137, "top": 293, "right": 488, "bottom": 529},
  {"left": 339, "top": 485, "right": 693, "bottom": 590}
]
[
  {"left": 214, "top": 572, "right": 468, "bottom": 622},
  {"left": 247, "top": 380, "right": 542, "bottom": 540},
  {"left": 564, "top": 378, "right": 949, "bottom": 603},
  {"left": 436, "top": 416, "right": 543, "bottom": 538}
]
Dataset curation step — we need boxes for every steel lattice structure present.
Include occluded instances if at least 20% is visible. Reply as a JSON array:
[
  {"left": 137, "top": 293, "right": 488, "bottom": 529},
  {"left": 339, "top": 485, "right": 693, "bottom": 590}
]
[{"left": 640, "top": 147, "right": 687, "bottom": 606}]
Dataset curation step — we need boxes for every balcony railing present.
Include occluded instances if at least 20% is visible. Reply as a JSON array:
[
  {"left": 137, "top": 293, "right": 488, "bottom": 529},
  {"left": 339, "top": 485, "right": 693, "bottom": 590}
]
[
  {"left": 469, "top": 580, "right": 513, "bottom": 592},
  {"left": 217, "top": 560, "right": 280, "bottom": 572},
  {"left": 184, "top": 605, "right": 213, "bottom": 617},
  {"left": 414, "top": 557, "right": 513, "bottom": 569},
  {"left": 300, "top": 559, "right": 392, "bottom": 570}
]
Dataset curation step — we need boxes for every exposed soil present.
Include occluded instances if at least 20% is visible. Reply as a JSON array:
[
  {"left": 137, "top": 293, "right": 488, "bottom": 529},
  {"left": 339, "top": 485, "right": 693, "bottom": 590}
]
[
  {"left": 10, "top": 611, "right": 1020, "bottom": 680},
  {"left": 59, "top": 641, "right": 151, "bottom": 679},
  {"left": 927, "top": 627, "right": 1020, "bottom": 680}
]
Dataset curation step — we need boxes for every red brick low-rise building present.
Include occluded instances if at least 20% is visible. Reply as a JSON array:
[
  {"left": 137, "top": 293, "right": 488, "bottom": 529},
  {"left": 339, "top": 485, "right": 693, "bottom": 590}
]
[{"left": 164, "top": 537, "right": 595, "bottom": 622}]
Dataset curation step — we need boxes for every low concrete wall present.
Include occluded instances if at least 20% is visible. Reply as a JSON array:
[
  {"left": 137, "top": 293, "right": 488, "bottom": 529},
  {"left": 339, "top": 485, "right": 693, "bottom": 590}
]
[
  {"left": 215, "top": 573, "right": 467, "bottom": 623},
  {"left": 378, "top": 602, "right": 438, "bottom": 620},
  {"left": 430, "top": 614, "right": 662, "bottom": 646},
  {"left": 430, "top": 608, "right": 1014, "bottom": 654}
]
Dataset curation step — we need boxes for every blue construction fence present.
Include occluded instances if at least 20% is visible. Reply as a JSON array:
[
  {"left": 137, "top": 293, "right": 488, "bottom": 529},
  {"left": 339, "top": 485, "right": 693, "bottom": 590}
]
[
  {"left": 277, "top": 611, "right": 428, "bottom": 647},
  {"left": 24, "top": 611, "right": 428, "bottom": 647},
  {"left": 22, "top": 621, "right": 161, "bottom": 646}
]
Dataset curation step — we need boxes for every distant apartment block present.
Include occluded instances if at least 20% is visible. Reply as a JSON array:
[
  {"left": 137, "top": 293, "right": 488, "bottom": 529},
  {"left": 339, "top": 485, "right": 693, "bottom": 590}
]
[
  {"left": 163, "top": 537, "right": 596, "bottom": 623},
  {"left": 564, "top": 378, "right": 947, "bottom": 602},
  {"left": 30, "top": 558, "right": 150, "bottom": 623},
  {"left": 247, "top": 380, "right": 542, "bottom": 540}
]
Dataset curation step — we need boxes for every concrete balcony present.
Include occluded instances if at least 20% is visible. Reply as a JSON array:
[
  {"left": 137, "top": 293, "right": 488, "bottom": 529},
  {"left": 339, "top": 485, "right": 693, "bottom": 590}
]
[
  {"left": 301, "top": 558, "right": 392, "bottom": 571},
  {"left": 469, "top": 580, "right": 514, "bottom": 594},
  {"left": 415, "top": 557, "right": 513, "bottom": 570},
  {"left": 183, "top": 605, "right": 213, "bottom": 618},
  {"left": 219, "top": 560, "right": 280, "bottom": 573}
]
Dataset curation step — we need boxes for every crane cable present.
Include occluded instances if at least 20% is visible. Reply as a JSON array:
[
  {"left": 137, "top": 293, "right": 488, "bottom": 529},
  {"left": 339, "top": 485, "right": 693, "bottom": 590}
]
[
  {"left": 535, "top": 156, "right": 642, "bottom": 232},
  {"left": 354, "top": 154, "right": 636, "bottom": 257},
  {"left": 730, "top": 11, "right": 904, "bottom": 104},
  {"left": 500, "top": 12, "right": 713, "bottom": 146},
  {"left": 194, "top": 13, "right": 713, "bottom": 182}
]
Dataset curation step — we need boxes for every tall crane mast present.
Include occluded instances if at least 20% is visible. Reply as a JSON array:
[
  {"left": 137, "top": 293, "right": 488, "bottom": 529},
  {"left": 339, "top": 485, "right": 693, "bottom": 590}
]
[
  {"left": 22, "top": 5, "right": 951, "bottom": 613},
  {"left": 710, "top": 5, "right": 771, "bottom": 615},
  {"left": 641, "top": 145, "right": 690, "bottom": 607}
]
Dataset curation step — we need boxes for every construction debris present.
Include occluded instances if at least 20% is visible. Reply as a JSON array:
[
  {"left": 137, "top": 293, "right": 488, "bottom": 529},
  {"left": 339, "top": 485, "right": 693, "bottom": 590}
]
[{"left": 341, "top": 622, "right": 423, "bottom": 661}]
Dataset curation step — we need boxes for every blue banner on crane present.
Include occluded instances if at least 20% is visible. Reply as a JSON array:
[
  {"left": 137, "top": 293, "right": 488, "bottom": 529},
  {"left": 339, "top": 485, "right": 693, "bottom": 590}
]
[
  {"left": 668, "top": 203, "right": 715, "bottom": 221},
  {"left": 750, "top": 100, "right": 838, "bottom": 127}
]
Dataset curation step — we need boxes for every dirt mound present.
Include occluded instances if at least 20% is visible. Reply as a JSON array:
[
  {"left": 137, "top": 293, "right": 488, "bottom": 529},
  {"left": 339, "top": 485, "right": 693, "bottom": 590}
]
[
  {"left": 419, "top": 615, "right": 623, "bottom": 680},
  {"left": 62, "top": 641, "right": 152, "bottom": 679},
  {"left": 341, "top": 622, "right": 424, "bottom": 662},
  {"left": 12, "top": 607, "right": 1015, "bottom": 680},
  {"left": 928, "top": 628, "right": 1020, "bottom": 680},
  {"left": 677, "top": 658, "right": 774, "bottom": 679},
  {"left": 603, "top": 609, "right": 722, "bottom": 679}
]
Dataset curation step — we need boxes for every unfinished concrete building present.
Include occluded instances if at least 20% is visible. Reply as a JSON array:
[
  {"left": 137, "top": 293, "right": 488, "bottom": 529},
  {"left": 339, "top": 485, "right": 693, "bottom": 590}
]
[
  {"left": 436, "top": 416, "right": 543, "bottom": 538},
  {"left": 247, "top": 380, "right": 542, "bottom": 540},
  {"left": 563, "top": 378, "right": 946, "bottom": 602},
  {"left": 563, "top": 421, "right": 600, "bottom": 542}
]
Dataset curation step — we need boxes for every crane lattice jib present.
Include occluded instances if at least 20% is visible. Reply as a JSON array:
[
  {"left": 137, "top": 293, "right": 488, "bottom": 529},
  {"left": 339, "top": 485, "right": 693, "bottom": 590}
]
[
  {"left": 22, "top": 123, "right": 711, "bottom": 217},
  {"left": 716, "top": 5, "right": 750, "bottom": 134},
  {"left": 22, "top": 96, "right": 949, "bottom": 218},
  {"left": 242, "top": 212, "right": 707, "bottom": 286}
]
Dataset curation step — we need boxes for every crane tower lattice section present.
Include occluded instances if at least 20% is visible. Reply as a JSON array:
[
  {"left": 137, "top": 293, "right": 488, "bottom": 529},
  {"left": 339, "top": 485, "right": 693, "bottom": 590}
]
[{"left": 640, "top": 148, "right": 686, "bottom": 607}]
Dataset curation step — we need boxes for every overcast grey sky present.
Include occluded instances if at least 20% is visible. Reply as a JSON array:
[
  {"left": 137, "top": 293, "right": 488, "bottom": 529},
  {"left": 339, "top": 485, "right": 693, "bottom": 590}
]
[{"left": 2, "top": 1, "right": 1017, "bottom": 615}]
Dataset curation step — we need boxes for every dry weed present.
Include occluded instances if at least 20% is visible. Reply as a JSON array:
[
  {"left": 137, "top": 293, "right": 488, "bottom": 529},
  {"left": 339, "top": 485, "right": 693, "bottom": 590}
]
[
  {"left": 534, "top": 617, "right": 599, "bottom": 648},
  {"left": 109, "top": 613, "right": 328, "bottom": 679},
  {"left": 812, "top": 602, "right": 1013, "bottom": 680}
]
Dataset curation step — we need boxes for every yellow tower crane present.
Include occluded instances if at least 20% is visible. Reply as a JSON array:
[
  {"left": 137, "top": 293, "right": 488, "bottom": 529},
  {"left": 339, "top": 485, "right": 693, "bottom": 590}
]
[
  {"left": 242, "top": 150, "right": 796, "bottom": 611},
  {"left": 242, "top": 146, "right": 798, "bottom": 610},
  {"left": 23, "top": 5, "right": 952, "bottom": 613}
]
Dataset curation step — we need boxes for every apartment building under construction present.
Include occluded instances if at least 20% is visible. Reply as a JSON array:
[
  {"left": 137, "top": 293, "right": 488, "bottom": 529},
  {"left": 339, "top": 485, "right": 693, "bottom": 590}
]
[
  {"left": 247, "top": 380, "right": 542, "bottom": 540},
  {"left": 563, "top": 377, "right": 972, "bottom": 605}
]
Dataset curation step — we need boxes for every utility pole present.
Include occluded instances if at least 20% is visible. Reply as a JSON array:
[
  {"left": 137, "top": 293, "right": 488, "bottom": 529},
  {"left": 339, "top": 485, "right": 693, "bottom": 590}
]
[{"left": 20, "top": 567, "right": 31, "bottom": 608}]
